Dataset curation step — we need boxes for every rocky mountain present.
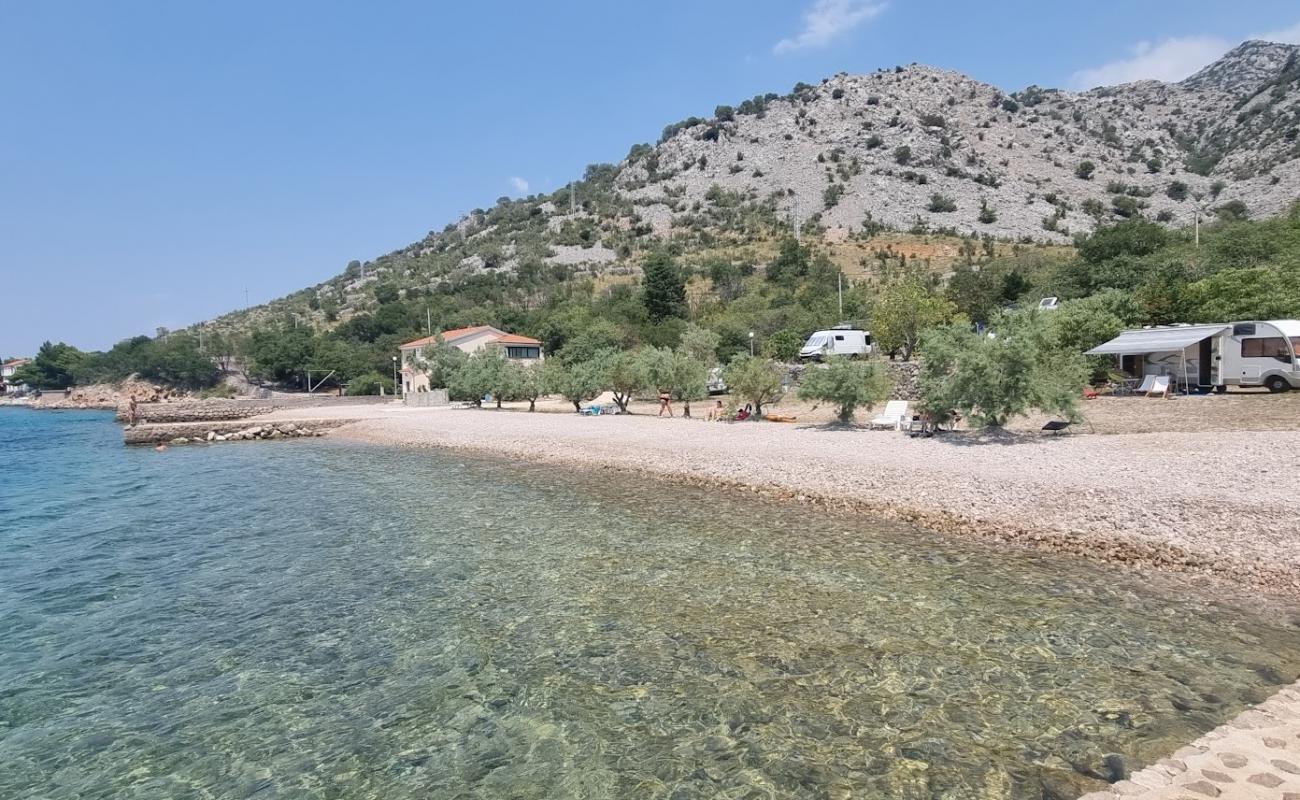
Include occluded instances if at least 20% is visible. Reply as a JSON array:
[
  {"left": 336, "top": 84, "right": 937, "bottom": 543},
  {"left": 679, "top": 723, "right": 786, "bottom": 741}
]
[
  {"left": 207, "top": 39, "right": 1300, "bottom": 333},
  {"left": 624, "top": 39, "right": 1300, "bottom": 244}
]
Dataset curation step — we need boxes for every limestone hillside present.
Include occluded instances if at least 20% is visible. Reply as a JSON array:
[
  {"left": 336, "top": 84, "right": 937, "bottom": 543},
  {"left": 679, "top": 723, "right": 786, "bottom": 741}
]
[{"left": 205, "top": 40, "right": 1300, "bottom": 334}]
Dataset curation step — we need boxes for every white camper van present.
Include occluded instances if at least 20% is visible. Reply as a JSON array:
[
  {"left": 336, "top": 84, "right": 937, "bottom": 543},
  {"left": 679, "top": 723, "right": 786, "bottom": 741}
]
[
  {"left": 1217, "top": 320, "right": 1300, "bottom": 392},
  {"left": 1086, "top": 319, "right": 1300, "bottom": 392},
  {"left": 799, "top": 326, "right": 872, "bottom": 360}
]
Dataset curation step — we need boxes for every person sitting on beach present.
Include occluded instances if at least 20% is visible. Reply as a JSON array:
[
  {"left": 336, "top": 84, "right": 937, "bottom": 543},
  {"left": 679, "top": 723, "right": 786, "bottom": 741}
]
[
  {"left": 735, "top": 404, "right": 752, "bottom": 422},
  {"left": 705, "top": 399, "right": 724, "bottom": 421},
  {"left": 657, "top": 389, "right": 674, "bottom": 417}
]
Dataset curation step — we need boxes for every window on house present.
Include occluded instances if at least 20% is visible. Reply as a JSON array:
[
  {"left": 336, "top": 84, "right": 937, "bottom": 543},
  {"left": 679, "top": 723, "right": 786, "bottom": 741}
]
[{"left": 505, "top": 346, "right": 540, "bottom": 359}]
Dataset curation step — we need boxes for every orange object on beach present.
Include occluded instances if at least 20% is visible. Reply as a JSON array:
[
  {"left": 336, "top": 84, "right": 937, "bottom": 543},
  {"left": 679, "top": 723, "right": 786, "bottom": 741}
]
[{"left": 764, "top": 413, "right": 798, "bottom": 423}]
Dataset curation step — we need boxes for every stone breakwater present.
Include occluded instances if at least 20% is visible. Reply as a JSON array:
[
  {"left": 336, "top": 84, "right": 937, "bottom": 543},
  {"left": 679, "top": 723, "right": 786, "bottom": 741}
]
[
  {"left": 123, "top": 419, "right": 348, "bottom": 446},
  {"left": 116, "top": 400, "right": 275, "bottom": 424},
  {"left": 1079, "top": 680, "right": 1300, "bottom": 799}
]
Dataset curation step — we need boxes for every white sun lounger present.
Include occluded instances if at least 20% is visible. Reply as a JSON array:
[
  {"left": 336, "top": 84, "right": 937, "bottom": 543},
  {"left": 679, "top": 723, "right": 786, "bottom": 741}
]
[
  {"left": 1135, "top": 374, "right": 1157, "bottom": 394},
  {"left": 869, "top": 400, "right": 910, "bottom": 430},
  {"left": 1147, "top": 375, "right": 1171, "bottom": 398}
]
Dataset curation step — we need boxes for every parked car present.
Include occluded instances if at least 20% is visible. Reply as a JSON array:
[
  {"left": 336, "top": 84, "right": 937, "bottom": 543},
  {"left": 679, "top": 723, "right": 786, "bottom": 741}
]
[{"left": 707, "top": 366, "right": 727, "bottom": 395}]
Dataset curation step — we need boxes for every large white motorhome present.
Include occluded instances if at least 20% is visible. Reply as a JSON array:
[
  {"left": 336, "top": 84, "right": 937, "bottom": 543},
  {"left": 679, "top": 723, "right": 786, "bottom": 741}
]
[
  {"left": 799, "top": 326, "right": 872, "bottom": 360},
  {"left": 1086, "top": 319, "right": 1300, "bottom": 392}
]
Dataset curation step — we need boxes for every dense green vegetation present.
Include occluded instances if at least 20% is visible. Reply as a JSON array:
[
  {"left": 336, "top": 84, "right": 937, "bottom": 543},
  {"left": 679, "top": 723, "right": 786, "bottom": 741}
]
[
  {"left": 13, "top": 334, "right": 219, "bottom": 390},
  {"left": 16, "top": 199, "right": 1300, "bottom": 421}
]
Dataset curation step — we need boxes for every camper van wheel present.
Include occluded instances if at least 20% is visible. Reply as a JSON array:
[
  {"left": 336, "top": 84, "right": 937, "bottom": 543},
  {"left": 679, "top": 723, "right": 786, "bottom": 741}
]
[
  {"left": 1213, "top": 385, "right": 1227, "bottom": 394},
  {"left": 1264, "top": 375, "right": 1291, "bottom": 393}
]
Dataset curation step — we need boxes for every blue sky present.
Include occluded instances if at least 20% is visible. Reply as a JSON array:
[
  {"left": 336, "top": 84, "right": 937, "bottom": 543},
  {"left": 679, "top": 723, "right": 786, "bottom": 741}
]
[{"left": 3, "top": 0, "right": 1299, "bottom": 356}]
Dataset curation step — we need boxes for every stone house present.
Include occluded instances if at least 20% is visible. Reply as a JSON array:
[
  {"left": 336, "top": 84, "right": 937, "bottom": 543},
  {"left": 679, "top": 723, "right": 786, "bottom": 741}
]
[{"left": 398, "top": 325, "right": 543, "bottom": 394}]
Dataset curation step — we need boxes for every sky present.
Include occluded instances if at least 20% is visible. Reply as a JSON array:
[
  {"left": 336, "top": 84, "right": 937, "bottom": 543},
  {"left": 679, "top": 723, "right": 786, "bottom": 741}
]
[{"left": 3, "top": 0, "right": 1299, "bottom": 356}]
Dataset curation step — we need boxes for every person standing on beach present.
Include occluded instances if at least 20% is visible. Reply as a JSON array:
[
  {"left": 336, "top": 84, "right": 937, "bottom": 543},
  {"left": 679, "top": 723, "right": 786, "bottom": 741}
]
[{"left": 657, "top": 389, "right": 674, "bottom": 417}]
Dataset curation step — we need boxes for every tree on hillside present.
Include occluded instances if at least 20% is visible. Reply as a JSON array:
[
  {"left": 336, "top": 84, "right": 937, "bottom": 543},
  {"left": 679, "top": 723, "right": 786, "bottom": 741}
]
[
  {"left": 247, "top": 326, "right": 316, "bottom": 383},
  {"left": 1050, "top": 290, "right": 1143, "bottom": 383},
  {"left": 12, "top": 342, "right": 86, "bottom": 389},
  {"left": 798, "top": 357, "right": 892, "bottom": 424},
  {"left": 762, "top": 329, "right": 804, "bottom": 362},
  {"left": 723, "top": 354, "right": 784, "bottom": 416},
  {"left": 642, "top": 251, "right": 686, "bottom": 320},
  {"left": 766, "top": 237, "right": 811, "bottom": 285},
  {"left": 677, "top": 323, "right": 720, "bottom": 365},
  {"left": 135, "top": 333, "right": 220, "bottom": 389},
  {"left": 872, "top": 275, "right": 959, "bottom": 360},
  {"left": 1076, "top": 219, "right": 1169, "bottom": 264},
  {"left": 918, "top": 311, "right": 1086, "bottom": 428},
  {"left": 1181, "top": 267, "right": 1300, "bottom": 321}
]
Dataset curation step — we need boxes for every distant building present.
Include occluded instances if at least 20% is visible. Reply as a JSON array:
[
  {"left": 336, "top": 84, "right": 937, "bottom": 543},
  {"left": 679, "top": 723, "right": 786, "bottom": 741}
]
[
  {"left": 398, "top": 326, "right": 543, "bottom": 395},
  {"left": 1, "top": 358, "right": 30, "bottom": 394}
]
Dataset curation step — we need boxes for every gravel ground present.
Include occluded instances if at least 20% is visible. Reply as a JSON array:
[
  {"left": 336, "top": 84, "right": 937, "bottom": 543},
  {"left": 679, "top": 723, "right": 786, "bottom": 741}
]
[{"left": 264, "top": 398, "right": 1300, "bottom": 600}]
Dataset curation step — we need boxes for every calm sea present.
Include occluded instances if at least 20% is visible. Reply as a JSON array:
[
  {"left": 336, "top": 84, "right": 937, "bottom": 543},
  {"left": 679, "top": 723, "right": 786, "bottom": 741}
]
[{"left": 2, "top": 407, "right": 1299, "bottom": 799}]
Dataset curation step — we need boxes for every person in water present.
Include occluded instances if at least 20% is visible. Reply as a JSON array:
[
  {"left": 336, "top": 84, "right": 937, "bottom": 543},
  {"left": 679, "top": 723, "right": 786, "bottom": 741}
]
[{"left": 657, "top": 389, "right": 674, "bottom": 417}]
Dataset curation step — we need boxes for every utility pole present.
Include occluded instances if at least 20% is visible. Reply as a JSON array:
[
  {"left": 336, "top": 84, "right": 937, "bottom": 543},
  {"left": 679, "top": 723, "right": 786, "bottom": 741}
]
[
  {"left": 570, "top": 183, "right": 576, "bottom": 214},
  {"left": 838, "top": 272, "right": 844, "bottom": 320},
  {"left": 426, "top": 308, "right": 432, "bottom": 335},
  {"left": 244, "top": 287, "right": 249, "bottom": 307}
]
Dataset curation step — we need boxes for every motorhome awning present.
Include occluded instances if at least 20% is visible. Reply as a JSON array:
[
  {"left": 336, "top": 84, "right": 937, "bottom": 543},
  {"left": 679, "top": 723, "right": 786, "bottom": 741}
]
[{"left": 1085, "top": 325, "right": 1229, "bottom": 355}]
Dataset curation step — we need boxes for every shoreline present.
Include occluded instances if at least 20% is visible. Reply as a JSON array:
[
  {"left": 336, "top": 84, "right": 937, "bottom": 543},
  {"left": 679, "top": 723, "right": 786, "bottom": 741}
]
[{"left": 313, "top": 403, "right": 1300, "bottom": 602}]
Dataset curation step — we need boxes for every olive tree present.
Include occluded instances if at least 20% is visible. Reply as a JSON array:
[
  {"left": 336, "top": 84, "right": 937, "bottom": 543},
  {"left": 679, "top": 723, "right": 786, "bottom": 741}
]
[
  {"left": 544, "top": 350, "right": 613, "bottom": 412},
  {"left": 450, "top": 349, "right": 511, "bottom": 407},
  {"left": 797, "top": 357, "right": 892, "bottom": 424},
  {"left": 643, "top": 346, "right": 710, "bottom": 417},
  {"left": 421, "top": 335, "right": 468, "bottom": 388},
  {"left": 918, "top": 311, "right": 1087, "bottom": 428},
  {"left": 722, "top": 354, "right": 785, "bottom": 416},
  {"left": 608, "top": 349, "right": 650, "bottom": 413},
  {"left": 677, "top": 323, "right": 720, "bottom": 365},
  {"left": 507, "top": 360, "right": 547, "bottom": 412},
  {"left": 871, "top": 275, "right": 958, "bottom": 361}
]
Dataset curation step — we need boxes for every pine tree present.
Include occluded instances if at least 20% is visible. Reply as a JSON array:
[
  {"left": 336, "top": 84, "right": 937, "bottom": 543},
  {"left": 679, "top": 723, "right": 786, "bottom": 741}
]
[{"left": 642, "top": 251, "right": 686, "bottom": 320}]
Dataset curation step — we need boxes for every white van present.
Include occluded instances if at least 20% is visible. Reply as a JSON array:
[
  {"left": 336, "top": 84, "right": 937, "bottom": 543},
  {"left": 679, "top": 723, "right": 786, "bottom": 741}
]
[{"left": 799, "top": 326, "right": 872, "bottom": 360}]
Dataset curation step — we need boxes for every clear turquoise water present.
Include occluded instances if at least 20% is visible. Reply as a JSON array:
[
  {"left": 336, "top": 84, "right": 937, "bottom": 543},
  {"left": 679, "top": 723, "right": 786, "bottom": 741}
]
[{"left": 2, "top": 407, "right": 1300, "bottom": 799}]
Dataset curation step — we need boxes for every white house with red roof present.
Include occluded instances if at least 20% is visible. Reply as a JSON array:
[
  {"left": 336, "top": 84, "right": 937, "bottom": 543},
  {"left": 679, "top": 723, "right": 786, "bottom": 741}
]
[
  {"left": 398, "top": 325, "right": 543, "bottom": 394},
  {"left": 2, "top": 358, "right": 30, "bottom": 393}
]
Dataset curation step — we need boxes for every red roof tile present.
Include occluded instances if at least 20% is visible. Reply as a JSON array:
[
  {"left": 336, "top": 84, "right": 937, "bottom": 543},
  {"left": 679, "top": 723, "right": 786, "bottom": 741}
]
[{"left": 399, "top": 325, "right": 497, "bottom": 349}]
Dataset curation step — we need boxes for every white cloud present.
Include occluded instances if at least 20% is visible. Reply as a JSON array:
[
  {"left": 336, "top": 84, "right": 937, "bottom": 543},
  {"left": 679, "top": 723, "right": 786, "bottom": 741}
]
[
  {"left": 773, "top": 0, "right": 886, "bottom": 55},
  {"left": 1257, "top": 20, "right": 1300, "bottom": 44},
  {"left": 1067, "top": 18, "right": 1300, "bottom": 90},
  {"left": 1068, "top": 35, "right": 1230, "bottom": 89},
  {"left": 509, "top": 176, "right": 529, "bottom": 195}
]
